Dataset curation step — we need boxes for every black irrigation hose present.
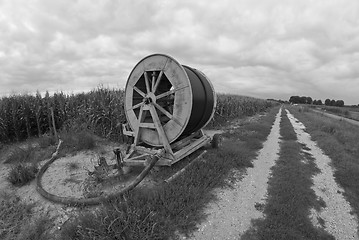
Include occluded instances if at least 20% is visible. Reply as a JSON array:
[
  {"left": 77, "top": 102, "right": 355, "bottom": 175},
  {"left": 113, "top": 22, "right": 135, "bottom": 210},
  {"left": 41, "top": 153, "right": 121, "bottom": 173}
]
[{"left": 36, "top": 139, "right": 161, "bottom": 206}]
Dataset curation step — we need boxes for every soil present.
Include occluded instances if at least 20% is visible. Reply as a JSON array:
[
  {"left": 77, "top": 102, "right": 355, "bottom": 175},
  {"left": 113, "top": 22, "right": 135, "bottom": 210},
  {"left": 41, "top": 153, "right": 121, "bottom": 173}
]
[
  {"left": 0, "top": 141, "right": 157, "bottom": 232},
  {"left": 0, "top": 129, "right": 224, "bottom": 234},
  {"left": 0, "top": 142, "right": 121, "bottom": 231}
]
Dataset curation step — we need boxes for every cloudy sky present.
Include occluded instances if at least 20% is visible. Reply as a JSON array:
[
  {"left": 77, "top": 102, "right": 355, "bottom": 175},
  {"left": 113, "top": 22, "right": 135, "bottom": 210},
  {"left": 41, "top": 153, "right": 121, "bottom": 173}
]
[{"left": 1, "top": 0, "right": 359, "bottom": 104}]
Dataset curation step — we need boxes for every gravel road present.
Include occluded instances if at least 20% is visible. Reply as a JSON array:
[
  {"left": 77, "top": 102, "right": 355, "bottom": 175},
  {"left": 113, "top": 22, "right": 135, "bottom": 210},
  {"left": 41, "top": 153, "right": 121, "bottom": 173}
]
[{"left": 187, "top": 108, "right": 283, "bottom": 239}]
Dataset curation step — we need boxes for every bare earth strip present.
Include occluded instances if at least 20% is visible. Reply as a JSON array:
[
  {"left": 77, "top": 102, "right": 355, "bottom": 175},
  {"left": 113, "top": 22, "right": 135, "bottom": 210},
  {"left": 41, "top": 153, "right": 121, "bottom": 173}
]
[
  {"left": 286, "top": 109, "right": 359, "bottom": 240},
  {"left": 188, "top": 108, "right": 282, "bottom": 240}
]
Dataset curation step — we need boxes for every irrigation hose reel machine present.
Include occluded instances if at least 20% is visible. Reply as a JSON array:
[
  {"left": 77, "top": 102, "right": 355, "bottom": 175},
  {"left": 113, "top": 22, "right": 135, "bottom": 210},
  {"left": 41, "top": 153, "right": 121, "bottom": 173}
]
[
  {"left": 35, "top": 54, "right": 221, "bottom": 207},
  {"left": 121, "top": 53, "right": 220, "bottom": 167}
]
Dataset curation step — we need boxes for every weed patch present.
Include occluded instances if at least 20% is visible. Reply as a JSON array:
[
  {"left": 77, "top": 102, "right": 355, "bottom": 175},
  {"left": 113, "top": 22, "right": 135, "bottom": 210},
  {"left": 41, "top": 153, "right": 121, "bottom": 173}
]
[
  {"left": 0, "top": 192, "right": 51, "bottom": 240},
  {"left": 38, "top": 134, "right": 57, "bottom": 148},
  {"left": 4, "top": 145, "right": 35, "bottom": 164},
  {"left": 3, "top": 140, "right": 56, "bottom": 165},
  {"left": 16, "top": 216, "right": 52, "bottom": 240},
  {"left": 7, "top": 163, "right": 38, "bottom": 186},
  {"left": 76, "top": 131, "right": 96, "bottom": 150},
  {"left": 321, "top": 124, "right": 337, "bottom": 135},
  {"left": 0, "top": 192, "right": 32, "bottom": 239},
  {"left": 60, "top": 130, "right": 96, "bottom": 154}
]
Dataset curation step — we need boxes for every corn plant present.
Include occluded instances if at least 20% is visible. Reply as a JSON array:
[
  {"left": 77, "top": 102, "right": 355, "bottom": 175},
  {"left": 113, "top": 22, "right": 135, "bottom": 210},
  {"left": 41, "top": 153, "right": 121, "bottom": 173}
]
[
  {"left": 208, "top": 94, "right": 274, "bottom": 127},
  {"left": 0, "top": 88, "right": 274, "bottom": 143}
]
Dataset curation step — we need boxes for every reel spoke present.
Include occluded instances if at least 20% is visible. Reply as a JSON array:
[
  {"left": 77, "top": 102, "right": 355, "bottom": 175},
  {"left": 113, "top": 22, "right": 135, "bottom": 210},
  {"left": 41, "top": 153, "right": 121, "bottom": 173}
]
[
  {"left": 153, "top": 102, "right": 173, "bottom": 120},
  {"left": 151, "top": 71, "right": 156, "bottom": 92},
  {"left": 156, "top": 89, "right": 175, "bottom": 100},
  {"left": 131, "top": 102, "right": 143, "bottom": 110},
  {"left": 156, "top": 85, "right": 187, "bottom": 99},
  {"left": 144, "top": 71, "right": 151, "bottom": 93},
  {"left": 133, "top": 86, "right": 146, "bottom": 98},
  {"left": 153, "top": 70, "right": 163, "bottom": 93}
]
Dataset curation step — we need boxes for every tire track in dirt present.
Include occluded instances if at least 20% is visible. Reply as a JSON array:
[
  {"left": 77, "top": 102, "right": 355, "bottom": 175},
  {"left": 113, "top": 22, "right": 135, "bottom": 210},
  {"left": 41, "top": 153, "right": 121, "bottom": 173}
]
[
  {"left": 286, "top": 109, "right": 359, "bottom": 240},
  {"left": 188, "top": 108, "right": 282, "bottom": 240}
]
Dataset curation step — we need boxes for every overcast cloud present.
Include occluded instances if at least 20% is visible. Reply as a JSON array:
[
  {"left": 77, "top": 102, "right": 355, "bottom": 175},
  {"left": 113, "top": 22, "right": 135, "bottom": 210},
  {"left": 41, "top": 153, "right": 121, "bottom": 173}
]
[{"left": 1, "top": 0, "right": 358, "bottom": 104}]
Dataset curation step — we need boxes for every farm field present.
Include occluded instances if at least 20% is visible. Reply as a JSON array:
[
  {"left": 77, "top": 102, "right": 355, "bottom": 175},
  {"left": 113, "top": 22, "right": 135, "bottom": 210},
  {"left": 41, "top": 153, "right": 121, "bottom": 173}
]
[
  {"left": 3, "top": 1, "right": 359, "bottom": 239},
  {"left": 311, "top": 109, "right": 359, "bottom": 127},
  {"left": 2, "top": 92, "right": 359, "bottom": 239},
  {"left": 0, "top": 90, "right": 276, "bottom": 239},
  {"left": 313, "top": 105, "right": 359, "bottom": 121},
  {"left": 0, "top": 87, "right": 273, "bottom": 143}
]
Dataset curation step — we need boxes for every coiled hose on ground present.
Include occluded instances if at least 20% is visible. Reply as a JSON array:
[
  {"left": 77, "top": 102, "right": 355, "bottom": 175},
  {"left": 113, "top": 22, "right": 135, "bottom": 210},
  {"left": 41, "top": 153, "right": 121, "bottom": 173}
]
[{"left": 36, "top": 139, "right": 160, "bottom": 206}]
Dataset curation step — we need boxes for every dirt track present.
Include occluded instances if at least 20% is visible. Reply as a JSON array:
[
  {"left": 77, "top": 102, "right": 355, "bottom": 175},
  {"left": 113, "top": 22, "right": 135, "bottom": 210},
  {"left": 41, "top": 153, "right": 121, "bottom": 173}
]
[
  {"left": 188, "top": 108, "right": 359, "bottom": 239},
  {"left": 287, "top": 109, "right": 358, "bottom": 239},
  {"left": 188, "top": 108, "right": 283, "bottom": 239}
]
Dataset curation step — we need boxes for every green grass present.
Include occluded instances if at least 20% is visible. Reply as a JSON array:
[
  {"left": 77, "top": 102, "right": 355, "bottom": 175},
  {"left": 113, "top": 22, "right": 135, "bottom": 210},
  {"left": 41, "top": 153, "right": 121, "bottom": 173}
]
[
  {"left": 0, "top": 192, "right": 31, "bottom": 239},
  {"left": 15, "top": 216, "right": 52, "bottom": 240},
  {"left": 3, "top": 135, "right": 58, "bottom": 165},
  {"left": 7, "top": 163, "right": 38, "bottom": 186},
  {"left": 315, "top": 105, "right": 359, "bottom": 121},
  {"left": 289, "top": 105, "right": 359, "bottom": 222},
  {"left": 243, "top": 108, "right": 334, "bottom": 240},
  {"left": 1, "top": 130, "right": 96, "bottom": 238},
  {"left": 38, "top": 134, "right": 57, "bottom": 148},
  {"left": 0, "top": 192, "right": 51, "bottom": 240},
  {"left": 59, "top": 107, "right": 280, "bottom": 240},
  {"left": 4, "top": 145, "right": 36, "bottom": 164},
  {"left": 59, "top": 130, "right": 96, "bottom": 155}
]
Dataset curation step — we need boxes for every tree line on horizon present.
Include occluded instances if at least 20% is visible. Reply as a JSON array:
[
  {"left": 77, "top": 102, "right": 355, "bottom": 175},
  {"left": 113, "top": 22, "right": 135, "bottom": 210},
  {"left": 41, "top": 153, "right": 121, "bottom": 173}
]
[{"left": 289, "top": 96, "right": 345, "bottom": 107}]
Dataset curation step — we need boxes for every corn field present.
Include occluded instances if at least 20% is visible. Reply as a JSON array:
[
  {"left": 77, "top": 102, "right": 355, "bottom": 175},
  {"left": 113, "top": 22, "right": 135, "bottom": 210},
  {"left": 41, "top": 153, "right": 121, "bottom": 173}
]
[
  {"left": 0, "top": 88, "right": 275, "bottom": 143},
  {"left": 209, "top": 94, "right": 274, "bottom": 127}
]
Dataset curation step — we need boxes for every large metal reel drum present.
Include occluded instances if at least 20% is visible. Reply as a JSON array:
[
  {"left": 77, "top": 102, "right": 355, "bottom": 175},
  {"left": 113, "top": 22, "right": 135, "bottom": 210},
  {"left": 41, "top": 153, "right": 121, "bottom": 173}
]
[{"left": 125, "top": 54, "right": 216, "bottom": 147}]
